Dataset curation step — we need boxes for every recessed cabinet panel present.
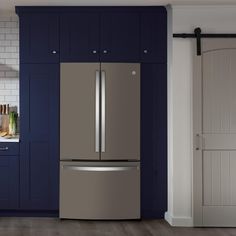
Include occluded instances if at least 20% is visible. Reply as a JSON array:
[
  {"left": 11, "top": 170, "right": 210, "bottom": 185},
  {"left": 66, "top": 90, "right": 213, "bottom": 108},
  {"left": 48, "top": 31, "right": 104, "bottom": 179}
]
[
  {"left": 140, "top": 10, "right": 167, "bottom": 63},
  {"left": 20, "top": 13, "right": 59, "bottom": 63},
  {"left": 20, "top": 64, "right": 59, "bottom": 210},
  {"left": 100, "top": 12, "right": 140, "bottom": 62},
  {"left": 0, "top": 157, "right": 19, "bottom": 209},
  {"left": 141, "top": 63, "right": 167, "bottom": 218},
  {"left": 60, "top": 13, "right": 100, "bottom": 62}
]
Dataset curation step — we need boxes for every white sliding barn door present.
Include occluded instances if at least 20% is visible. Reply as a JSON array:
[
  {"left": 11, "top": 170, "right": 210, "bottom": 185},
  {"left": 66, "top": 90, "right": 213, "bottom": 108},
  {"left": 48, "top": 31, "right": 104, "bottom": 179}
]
[{"left": 194, "top": 39, "right": 236, "bottom": 226}]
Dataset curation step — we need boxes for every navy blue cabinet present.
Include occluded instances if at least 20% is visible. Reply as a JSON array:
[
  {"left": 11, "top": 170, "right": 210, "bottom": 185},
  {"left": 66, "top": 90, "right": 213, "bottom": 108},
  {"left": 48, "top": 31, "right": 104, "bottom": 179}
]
[
  {"left": 60, "top": 13, "right": 100, "bottom": 62},
  {"left": 100, "top": 11, "right": 139, "bottom": 62},
  {"left": 0, "top": 157, "right": 19, "bottom": 209},
  {"left": 141, "top": 63, "right": 167, "bottom": 218},
  {"left": 0, "top": 153, "right": 19, "bottom": 210},
  {"left": 140, "top": 9, "right": 167, "bottom": 63},
  {"left": 19, "top": 13, "right": 59, "bottom": 63},
  {"left": 20, "top": 64, "right": 59, "bottom": 210},
  {"left": 60, "top": 10, "right": 140, "bottom": 62},
  {"left": 16, "top": 6, "right": 167, "bottom": 218}
]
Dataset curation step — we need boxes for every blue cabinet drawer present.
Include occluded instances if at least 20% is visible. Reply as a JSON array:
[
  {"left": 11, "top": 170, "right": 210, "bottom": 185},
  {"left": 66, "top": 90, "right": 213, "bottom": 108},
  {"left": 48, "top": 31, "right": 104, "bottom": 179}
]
[{"left": 0, "top": 143, "right": 19, "bottom": 156}]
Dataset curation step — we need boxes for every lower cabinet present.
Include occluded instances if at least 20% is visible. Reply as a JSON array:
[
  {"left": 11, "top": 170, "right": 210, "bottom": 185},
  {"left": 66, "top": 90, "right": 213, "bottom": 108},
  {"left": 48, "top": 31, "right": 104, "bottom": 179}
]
[
  {"left": 0, "top": 156, "right": 19, "bottom": 209},
  {"left": 141, "top": 63, "right": 167, "bottom": 218},
  {"left": 20, "top": 64, "right": 59, "bottom": 211}
]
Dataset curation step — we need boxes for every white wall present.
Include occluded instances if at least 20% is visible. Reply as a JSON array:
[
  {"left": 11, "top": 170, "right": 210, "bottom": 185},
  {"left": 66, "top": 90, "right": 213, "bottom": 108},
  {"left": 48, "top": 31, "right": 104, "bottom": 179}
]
[
  {"left": 0, "top": 13, "right": 19, "bottom": 109},
  {"left": 166, "top": 5, "right": 236, "bottom": 226}
]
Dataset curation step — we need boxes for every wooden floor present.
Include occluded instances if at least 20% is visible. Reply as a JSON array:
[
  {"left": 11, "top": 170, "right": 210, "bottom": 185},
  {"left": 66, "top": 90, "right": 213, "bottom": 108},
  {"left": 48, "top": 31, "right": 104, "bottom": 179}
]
[{"left": 0, "top": 218, "right": 234, "bottom": 236}]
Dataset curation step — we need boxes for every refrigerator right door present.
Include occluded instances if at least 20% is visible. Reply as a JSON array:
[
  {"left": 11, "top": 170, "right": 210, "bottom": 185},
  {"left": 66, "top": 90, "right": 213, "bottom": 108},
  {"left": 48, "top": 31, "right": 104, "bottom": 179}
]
[{"left": 100, "top": 63, "right": 140, "bottom": 160}]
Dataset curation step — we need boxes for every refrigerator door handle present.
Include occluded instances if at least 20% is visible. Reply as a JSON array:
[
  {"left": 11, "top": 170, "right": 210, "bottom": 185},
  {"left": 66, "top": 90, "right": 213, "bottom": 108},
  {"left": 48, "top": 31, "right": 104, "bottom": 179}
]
[
  {"left": 95, "top": 70, "right": 100, "bottom": 153},
  {"left": 62, "top": 166, "right": 139, "bottom": 171},
  {"left": 101, "top": 70, "right": 106, "bottom": 152}
]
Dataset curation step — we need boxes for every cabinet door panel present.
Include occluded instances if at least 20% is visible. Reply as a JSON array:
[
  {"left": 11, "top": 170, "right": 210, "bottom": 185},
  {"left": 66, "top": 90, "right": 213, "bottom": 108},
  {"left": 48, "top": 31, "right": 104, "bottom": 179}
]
[
  {"left": 20, "top": 64, "right": 59, "bottom": 210},
  {"left": 141, "top": 64, "right": 167, "bottom": 218},
  {"left": 101, "top": 12, "right": 139, "bottom": 62},
  {"left": 0, "top": 157, "right": 19, "bottom": 209},
  {"left": 20, "top": 13, "right": 59, "bottom": 63},
  {"left": 140, "top": 10, "right": 167, "bottom": 63},
  {"left": 60, "top": 13, "right": 100, "bottom": 62}
]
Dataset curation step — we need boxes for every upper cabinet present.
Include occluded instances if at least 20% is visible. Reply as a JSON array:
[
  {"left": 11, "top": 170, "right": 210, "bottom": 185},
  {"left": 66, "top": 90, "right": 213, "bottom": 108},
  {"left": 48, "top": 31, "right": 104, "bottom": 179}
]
[
  {"left": 100, "top": 11, "right": 139, "bottom": 62},
  {"left": 19, "top": 13, "right": 59, "bottom": 63},
  {"left": 17, "top": 7, "right": 167, "bottom": 63},
  {"left": 60, "top": 10, "right": 140, "bottom": 62},
  {"left": 60, "top": 13, "right": 100, "bottom": 62},
  {"left": 140, "top": 9, "right": 167, "bottom": 63}
]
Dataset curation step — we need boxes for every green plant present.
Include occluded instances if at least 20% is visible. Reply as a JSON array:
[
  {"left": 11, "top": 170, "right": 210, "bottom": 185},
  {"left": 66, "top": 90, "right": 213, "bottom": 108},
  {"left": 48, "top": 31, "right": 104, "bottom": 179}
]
[{"left": 9, "top": 111, "right": 18, "bottom": 136}]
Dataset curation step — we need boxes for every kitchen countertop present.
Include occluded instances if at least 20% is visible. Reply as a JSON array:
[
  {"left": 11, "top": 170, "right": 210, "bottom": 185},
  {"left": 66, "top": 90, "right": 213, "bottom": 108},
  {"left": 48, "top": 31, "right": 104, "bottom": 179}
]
[{"left": 0, "top": 136, "right": 20, "bottom": 142}]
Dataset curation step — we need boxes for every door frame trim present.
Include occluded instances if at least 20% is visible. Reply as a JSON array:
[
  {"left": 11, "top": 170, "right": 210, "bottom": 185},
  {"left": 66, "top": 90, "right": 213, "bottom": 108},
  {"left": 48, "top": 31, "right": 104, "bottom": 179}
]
[{"left": 193, "top": 48, "right": 203, "bottom": 226}]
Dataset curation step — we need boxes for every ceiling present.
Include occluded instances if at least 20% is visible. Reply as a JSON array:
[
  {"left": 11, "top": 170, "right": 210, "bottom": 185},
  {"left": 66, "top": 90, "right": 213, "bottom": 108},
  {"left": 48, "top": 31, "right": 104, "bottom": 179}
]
[{"left": 1, "top": 0, "right": 236, "bottom": 13}]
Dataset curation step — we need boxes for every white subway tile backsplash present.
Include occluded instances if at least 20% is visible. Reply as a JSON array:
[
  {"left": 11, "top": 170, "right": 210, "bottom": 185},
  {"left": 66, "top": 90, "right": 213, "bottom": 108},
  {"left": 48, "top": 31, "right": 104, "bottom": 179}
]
[
  {"left": 5, "top": 59, "right": 18, "bottom": 65},
  {"left": 0, "top": 14, "right": 19, "bottom": 108},
  {"left": 11, "top": 40, "right": 19, "bottom": 46},
  {"left": 0, "top": 28, "right": 11, "bottom": 34},
  {"left": 5, "top": 95, "right": 17, "bottom": 102},
  {"left": 11, "top": 16, "right": 18, "bottom": 22},
  {"left": 0, "top": 65, "right": 11, "bottom": 70},
  {"left": 0, "top": 90, "right": 12, "bottom": 95},
  {"left": 9, "top": 64, "right": 19, "bottom": 71},
  {"left": 0, "top": 52, "right": 18, "bottom": 59},
  {"left": 5, "top": 71, "right": 18, "bottom": 77},
  {"left": 5, "top": 34, "right": 18, "bottom": 40},
  {"left": 5, "top": 46, "right": 17, "bottom": 52},
  {"left": 11, "top": 90, "right": 19, "bottom": 96},
  {"left": 0, "top": 17, "right": 12, "bottom": 22},
  {"left": 5, "top": 22, "right": 17, "bottom": 28},
  {"left": 0, "top": 41, "right": 11, "bottom": 46},
  {"left": 11, "top": 28, "right": 19, "bottom": 34},
  {"left": 5, "top": 84, "right": 16, "bottom": 89}
]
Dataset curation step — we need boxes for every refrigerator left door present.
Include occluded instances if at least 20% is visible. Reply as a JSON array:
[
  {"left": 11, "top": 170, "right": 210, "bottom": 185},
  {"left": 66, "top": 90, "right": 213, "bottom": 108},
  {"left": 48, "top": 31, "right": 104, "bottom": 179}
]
[{"left": 60, "top": 63, "right": 100, "bottom": 160}]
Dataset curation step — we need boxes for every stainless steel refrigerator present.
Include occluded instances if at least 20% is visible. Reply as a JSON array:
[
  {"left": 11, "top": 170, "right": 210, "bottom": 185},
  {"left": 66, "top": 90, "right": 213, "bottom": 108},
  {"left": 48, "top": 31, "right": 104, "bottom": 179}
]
[{"left": 60, "top": 63, "right": 140, "bottom": 220}]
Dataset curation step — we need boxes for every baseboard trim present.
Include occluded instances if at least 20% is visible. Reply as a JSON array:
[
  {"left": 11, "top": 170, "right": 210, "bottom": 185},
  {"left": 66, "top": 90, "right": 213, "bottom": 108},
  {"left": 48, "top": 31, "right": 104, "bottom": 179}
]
[
  {"left": 164, "top": 212, "right": 193, "bottom": 227},
  {"left": 0, "top": 210, "right": 59, "bottom": 217}
]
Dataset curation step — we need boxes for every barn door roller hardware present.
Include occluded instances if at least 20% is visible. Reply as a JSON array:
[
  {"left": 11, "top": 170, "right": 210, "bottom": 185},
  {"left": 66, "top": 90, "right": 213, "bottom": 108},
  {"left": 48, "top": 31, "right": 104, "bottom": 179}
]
[{"left": 173, "top": 27, "right": 236, "bottom": 56}]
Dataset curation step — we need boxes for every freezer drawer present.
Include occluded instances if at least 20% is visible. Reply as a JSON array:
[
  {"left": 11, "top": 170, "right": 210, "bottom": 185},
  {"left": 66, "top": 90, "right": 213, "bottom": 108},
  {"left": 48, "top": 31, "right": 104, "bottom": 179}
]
[{"left": 60, "top": 161, "right": 140, "bottom": 219}]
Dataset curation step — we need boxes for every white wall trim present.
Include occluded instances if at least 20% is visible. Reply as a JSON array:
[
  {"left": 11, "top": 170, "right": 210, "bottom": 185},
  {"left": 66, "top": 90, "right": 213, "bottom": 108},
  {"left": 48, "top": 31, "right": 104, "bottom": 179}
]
[
  {"left": 165, "top": 212, "right": 194, "bottom": 227},
  {"left": 172, "top": 5, "right": 236, "bottom": 10}
]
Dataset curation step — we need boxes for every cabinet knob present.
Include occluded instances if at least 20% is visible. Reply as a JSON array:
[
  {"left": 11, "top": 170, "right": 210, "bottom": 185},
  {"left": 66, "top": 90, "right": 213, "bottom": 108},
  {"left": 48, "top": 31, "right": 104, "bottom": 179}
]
[
  {"left": 92, "top": 50, "right": 97, "bottom": 54},
  {"left": 143, "top": 49, "right": 148, "bottom": 54},
  {"left": 52, "top": 50, "right": 57, "bottom": 54},
  {"left": 0, "top": 146, "right": 9, "bottom": 151},
  {"left": 103, "top": 50, "right": 108, "bottom": 54}
]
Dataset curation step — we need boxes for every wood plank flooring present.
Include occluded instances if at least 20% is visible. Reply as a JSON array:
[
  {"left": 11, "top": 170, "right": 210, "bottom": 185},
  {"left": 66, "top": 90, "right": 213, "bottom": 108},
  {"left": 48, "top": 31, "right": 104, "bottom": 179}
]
[{"left": 0, "top": 218, "right": 234, "bottom": 236}]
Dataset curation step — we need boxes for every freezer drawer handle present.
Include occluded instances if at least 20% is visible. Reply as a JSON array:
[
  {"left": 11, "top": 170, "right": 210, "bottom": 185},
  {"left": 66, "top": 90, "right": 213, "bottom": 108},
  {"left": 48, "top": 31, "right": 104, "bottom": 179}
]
[
  {"left": 62, "top": 166, "right": 139, "bottom": 171},
  {"left": 101, "top": 70, "right": 106, "bottom": 152},
  {"left": 95, "top": 70, "right": 100, "bottom": 152}
]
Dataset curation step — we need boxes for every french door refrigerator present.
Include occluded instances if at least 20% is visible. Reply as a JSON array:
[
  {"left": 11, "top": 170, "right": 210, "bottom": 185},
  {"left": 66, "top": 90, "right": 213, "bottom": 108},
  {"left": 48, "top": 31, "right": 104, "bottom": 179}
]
[{"left": 60, "top": 63, "right": 140, "bottom": 219}]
